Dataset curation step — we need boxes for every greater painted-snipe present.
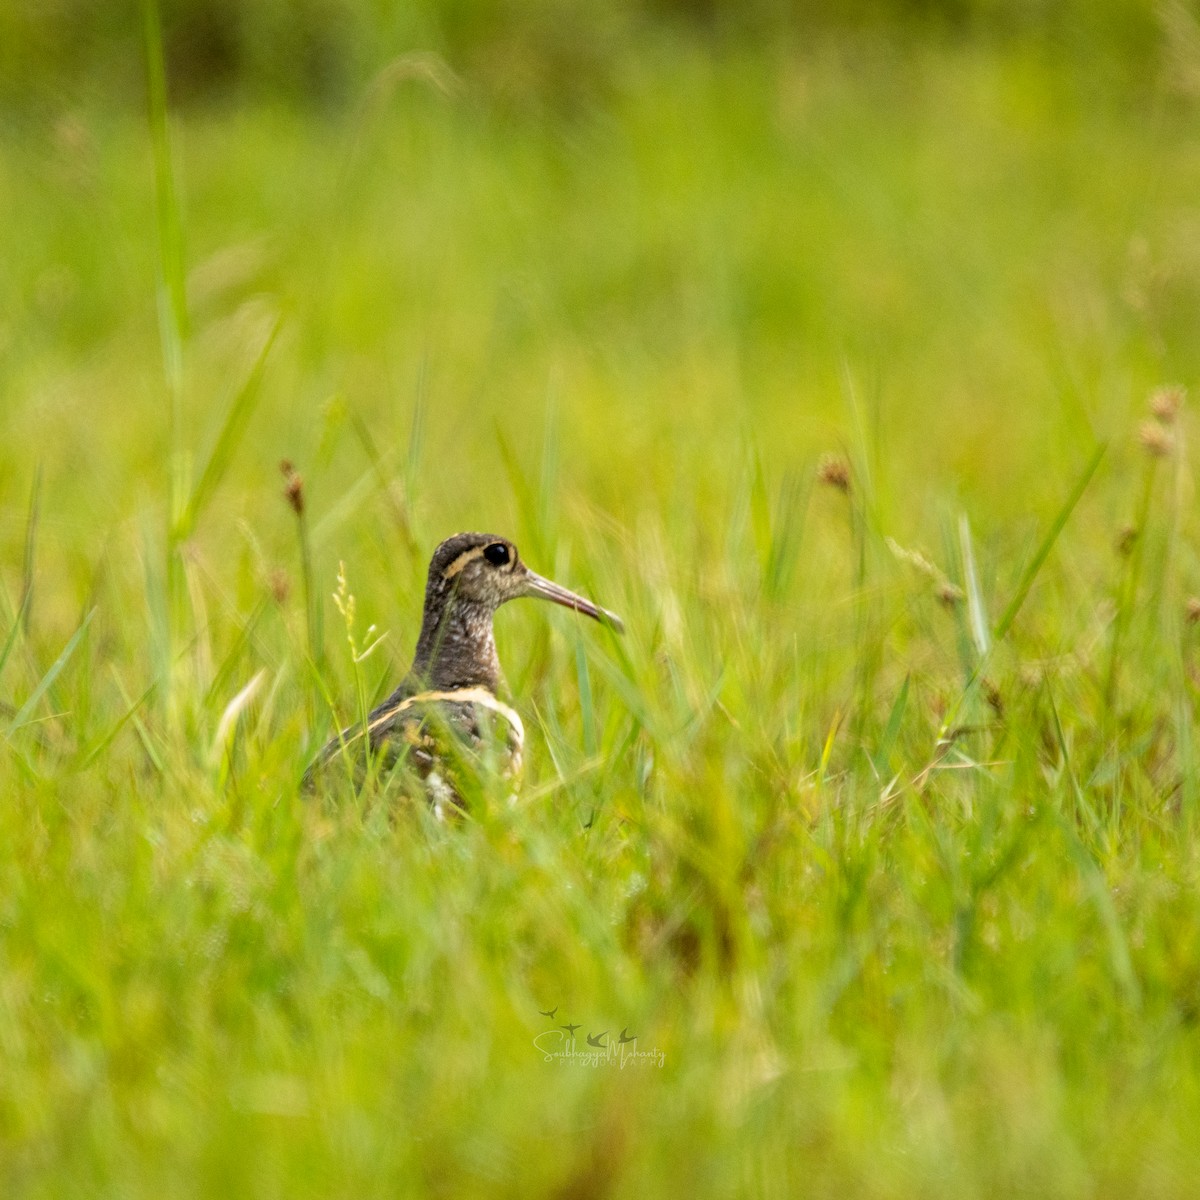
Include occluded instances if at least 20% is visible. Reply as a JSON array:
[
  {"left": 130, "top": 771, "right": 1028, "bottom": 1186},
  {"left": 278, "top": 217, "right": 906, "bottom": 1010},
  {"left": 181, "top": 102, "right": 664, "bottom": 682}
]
[{"left": 305, "top": 532, "right": 623, "bottom": 810}]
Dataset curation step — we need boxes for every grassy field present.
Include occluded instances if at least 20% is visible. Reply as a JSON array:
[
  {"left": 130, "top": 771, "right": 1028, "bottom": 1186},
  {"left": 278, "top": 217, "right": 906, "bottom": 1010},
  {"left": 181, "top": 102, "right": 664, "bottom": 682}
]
[{"left": 4, "top": 20, "right": 1200, "bottom": 1198}]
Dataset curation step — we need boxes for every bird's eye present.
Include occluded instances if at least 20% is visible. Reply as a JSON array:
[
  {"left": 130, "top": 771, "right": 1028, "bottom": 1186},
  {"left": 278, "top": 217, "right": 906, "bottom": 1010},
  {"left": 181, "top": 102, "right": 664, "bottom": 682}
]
[{"left": 484, "top": 542, "right": 510, "bottom": 566}]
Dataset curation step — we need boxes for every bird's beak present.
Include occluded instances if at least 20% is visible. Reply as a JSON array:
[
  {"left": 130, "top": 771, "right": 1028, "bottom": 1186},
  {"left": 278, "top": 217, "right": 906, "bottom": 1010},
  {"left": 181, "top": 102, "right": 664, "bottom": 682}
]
[{"left": 521, "top": 571, "right": 625, "bottom": 633}]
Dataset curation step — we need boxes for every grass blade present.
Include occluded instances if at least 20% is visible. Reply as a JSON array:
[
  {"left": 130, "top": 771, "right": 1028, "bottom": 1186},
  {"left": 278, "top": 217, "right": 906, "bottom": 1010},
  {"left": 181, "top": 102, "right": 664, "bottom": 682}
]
[
  {"left": 349, "top": 410, "right": 418, "bottom": 556},
  {"left": 538, "top": 383, "right": 560, "bottom": 541},
  {"left": 1053, "top": 810, "right": 1142, "bottom": 1010},
  {"left": 5, "top": 609, "right": 96, "bottom": 739},
  {"left": 749, "top": 447, "right": 772, "bottom": 583},
  {"left": 179, "top": 318, "right": 279, "bottom": 538},
  {"left": 0, "top": 589, "right": 31, "bottom": 691},
  {"left": 1045, "top": 680, "right": 1100, "bottom": 842},
  {"left": 111, "top": 667, "right": 165, "bottom": 774},
  {"left": 958, "top": 513, "right": 991, "bottom": 658},
  {"left": 78, "top": 676, "right": 158, "bottom": 770},
  {"left": 21, "top": 465, "right": 41, "bottom": 636},
  {"left": 211, "top": 669, "right": 266, "bottom": 767},
  {"left": 142, "top": 0, "right": 187, "bottom": 396},
  {"left": 872, "top": 674, "right": 910, "bottom": 780},
  {"left": 993, "top": 441, "right": 1106, "bottom": 643},
  {"left": 406, "top": 359, "right": 426, "bottom": 514},
  {"left": 574, "top": 635, "right": 596, "bottom": 759},
  {"left": 765, "top": 469, "right": 811, "bottom": 602},
  {"left": 495, "top": 425, "right": 548, "bottom": 564}
]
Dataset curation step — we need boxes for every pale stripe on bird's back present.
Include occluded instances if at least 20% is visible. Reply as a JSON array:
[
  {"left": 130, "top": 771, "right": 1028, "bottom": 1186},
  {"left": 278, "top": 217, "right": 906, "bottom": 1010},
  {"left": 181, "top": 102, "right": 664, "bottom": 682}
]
[{"left": 366, "top": 686, "right": 524, "bottom": 743}]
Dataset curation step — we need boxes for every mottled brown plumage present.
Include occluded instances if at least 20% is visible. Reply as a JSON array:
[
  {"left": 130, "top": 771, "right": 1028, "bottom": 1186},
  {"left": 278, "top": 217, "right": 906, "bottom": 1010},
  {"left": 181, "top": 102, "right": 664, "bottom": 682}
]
[{"left": 305, "top": 532, "right": 622, "bottom": 811}]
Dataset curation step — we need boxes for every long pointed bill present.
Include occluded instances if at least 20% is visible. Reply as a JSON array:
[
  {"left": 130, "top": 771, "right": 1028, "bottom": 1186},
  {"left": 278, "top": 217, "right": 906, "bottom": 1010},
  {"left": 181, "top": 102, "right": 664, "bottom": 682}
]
[{"left": 522, "top": 571, "right": 625, "bottom": 634}]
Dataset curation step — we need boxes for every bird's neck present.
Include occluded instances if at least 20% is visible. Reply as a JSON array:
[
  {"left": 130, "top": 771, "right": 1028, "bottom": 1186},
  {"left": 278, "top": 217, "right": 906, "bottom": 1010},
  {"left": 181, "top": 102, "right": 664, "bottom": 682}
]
[{"left": 410, "top": 599, "right": 502, "bottom": 693}]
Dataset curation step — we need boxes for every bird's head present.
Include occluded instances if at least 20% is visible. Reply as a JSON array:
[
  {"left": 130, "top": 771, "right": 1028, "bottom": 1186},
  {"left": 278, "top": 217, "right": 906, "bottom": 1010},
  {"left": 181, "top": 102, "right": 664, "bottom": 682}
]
[{"left": 424, "top": 532, "right": 624, "bottom": 631}]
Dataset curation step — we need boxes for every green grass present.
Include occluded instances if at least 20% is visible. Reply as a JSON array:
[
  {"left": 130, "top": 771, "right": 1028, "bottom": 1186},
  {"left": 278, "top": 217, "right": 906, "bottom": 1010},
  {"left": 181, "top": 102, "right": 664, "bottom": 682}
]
[{"left": 4, "top": 28, "right": 1200, "bottom": 1198}]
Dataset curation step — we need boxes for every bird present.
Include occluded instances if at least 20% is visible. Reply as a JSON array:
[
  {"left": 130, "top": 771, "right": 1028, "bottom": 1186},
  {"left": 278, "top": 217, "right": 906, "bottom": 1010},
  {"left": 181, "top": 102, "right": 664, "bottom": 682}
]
[
  {"left": 539, "top": 1006, "right": 558, "bottom": 1019},
  {"left": 305, "top": 532, "right": 623, "bottom": 812},
  {"left": 587, "top": 1031, "right": 607, "bottom": 1048},
  {"left": 618, "top": 1028, "right": 636, "bottom": 1045},
  {"left": 561, "top": 1022, "right": 581, "bottom": 1038}
]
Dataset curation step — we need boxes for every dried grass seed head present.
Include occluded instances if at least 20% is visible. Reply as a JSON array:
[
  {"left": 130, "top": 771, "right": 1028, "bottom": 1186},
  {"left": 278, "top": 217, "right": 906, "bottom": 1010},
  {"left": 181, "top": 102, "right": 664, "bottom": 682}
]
[
  {"left": 936, "top": 580, "right": 965, "bottom": 608},
  {"left": 280, "top": 459, "right": 305, "bottom": 515},
  {"left": 1139, "top": 420, "right": 1173, "bottom": 458},
  {"left": 817, "top": 454, "right": 851, "bottom": 492},
  {"left": 1150, "top": 385, "right": 1186, "bottom": 424}
]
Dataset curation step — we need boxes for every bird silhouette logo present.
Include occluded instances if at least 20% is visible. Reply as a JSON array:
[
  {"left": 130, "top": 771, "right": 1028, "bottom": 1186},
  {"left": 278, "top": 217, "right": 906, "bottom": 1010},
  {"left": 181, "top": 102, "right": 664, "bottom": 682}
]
[
  {"left": 618, "top": 1028, "right": 636, "bottom": 1045},
  {"left": 587, "top": 1031, "right": 607, "bottom": 1048},
  {"left": 538, "top": 1006, "right": 558, "bottom": 1019},
  {"left": 561, "top": 1023, "right": 581, "bottom": 1038}
]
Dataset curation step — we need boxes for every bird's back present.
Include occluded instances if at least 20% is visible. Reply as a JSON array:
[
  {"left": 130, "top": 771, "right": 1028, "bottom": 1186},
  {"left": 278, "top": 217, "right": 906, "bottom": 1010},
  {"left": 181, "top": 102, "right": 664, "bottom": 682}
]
[{"left": 305, "top": 680, "right": 524, "bottom": 813}]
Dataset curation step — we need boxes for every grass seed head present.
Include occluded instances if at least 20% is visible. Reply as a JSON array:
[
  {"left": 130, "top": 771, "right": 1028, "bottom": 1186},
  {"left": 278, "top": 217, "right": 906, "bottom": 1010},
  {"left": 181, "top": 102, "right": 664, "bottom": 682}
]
[
  {"left": 936, "top": 580, "right": 965, "bottom": 607},
  {"left": 1187, "top": 597, "right": 1200, "bottom": 625},
  {"left": 280, "top": 459, "right": 305, "bottom": 515},
  {"left": 1116, "top": 523, "right": 1138, "bottom": 556},
  {"left": 1150, "top": 385, "right": 1186, "bottom": 424},
  {"left": 1139, "top": 420, "right": 1173, "bottom": 458},
  {"left": 817, "top": 454, "right": 851, "bottom": 492}
]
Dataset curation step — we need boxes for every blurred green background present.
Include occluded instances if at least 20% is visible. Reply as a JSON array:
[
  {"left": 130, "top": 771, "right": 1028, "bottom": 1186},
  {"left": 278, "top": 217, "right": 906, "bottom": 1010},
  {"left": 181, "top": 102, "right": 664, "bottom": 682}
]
[
  {"left": 0, "top": 0, "right": 1164, "bottom": 112},
  {"left": 5, "top": 2, "right": 1200, "bottom": 1197}
]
